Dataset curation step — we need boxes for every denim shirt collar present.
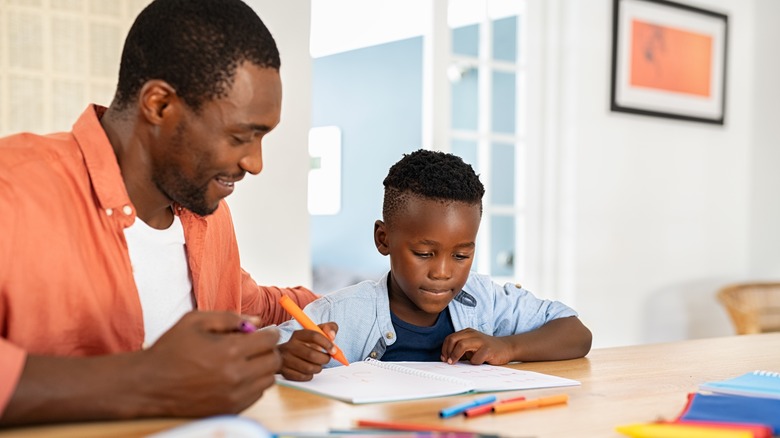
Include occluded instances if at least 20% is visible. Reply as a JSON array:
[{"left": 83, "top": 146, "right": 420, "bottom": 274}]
[{"left": 374, "top": 271, "right": 480, "bottom": 350}]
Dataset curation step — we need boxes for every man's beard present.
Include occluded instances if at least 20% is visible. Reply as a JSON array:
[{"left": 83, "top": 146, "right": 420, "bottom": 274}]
[
  {"left": 155, "top": 174, "right": 215, "bottom": 216},
  {"left": 151, "top": 123, "right": 217, "bottom": 217}
]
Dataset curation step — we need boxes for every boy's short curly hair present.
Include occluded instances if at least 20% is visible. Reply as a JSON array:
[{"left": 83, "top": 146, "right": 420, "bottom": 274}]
[
  {"left": 113, "top": 0, "right": 280, "bottom": 112},
  {"left": 382, "top": 149, "right": 485, "bottom": 225}
]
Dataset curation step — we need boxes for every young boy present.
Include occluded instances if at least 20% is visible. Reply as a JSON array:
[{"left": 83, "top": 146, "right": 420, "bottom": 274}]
[{"left": 277, "top": 150, "right": 591, "bottom": 381}]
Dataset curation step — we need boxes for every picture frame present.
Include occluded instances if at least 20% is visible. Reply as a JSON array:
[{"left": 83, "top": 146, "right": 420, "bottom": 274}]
[{"left": 610, "top": 0, "right": 728, "bottom": 125}]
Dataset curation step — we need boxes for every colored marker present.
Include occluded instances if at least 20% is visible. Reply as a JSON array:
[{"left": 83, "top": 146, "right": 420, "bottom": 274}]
[
  {"left": 492, "top": 394, "right": 569, "bottom": 414},
  {"left": 279, "top": 295, "right": 350, "bottom": 366},
  {"left": 616, "top": 423, "right": 755, "bottom": 438},
  {"left": 463, "top": 395, "right": 527, "bottom": 418},
  {"left": 440, "top": 395, "right": 497, "bottom": 418},
  {"left": 239, "top": 320, "right": 257, "bottom": 333},
  {"left": 355, "top": 419, "right": 495, "bottom": 435}
]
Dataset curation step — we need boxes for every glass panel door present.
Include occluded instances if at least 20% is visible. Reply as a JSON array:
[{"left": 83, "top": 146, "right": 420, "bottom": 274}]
[{"left": 444, "top": 0, "right": 527, "bottom": 283}]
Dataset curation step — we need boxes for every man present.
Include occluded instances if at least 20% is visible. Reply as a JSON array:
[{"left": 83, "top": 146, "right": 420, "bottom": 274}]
[{"left": 0, "top": 0, "right": 316, "bottom": 425}]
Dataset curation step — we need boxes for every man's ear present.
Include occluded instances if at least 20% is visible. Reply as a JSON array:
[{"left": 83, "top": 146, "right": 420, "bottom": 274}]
[
  {"left": 138, "top": 80, "right": 178, "bottom": 126},
  {"left": 374, "top": 220, "right": 390, "bottom": 256}
]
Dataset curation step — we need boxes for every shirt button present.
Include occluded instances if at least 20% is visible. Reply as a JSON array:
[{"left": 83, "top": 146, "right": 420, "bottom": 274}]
[
  {"left": 385, "top": 332, "right": 394, "bottom": 340},
  {"left": 105, "top": 208, "right": 113, "bottom": 216},
  {"left": 515, "top": 283, "right": 523, "bottom": 289},
  {"left": 370, "top": 351, "right": 377, "bottom": 358},
  {"left": 122, "top": 205, "right": 133, "bottom": 215}
]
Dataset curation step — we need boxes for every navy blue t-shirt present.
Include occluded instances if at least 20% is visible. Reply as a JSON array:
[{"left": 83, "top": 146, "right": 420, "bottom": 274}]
[{"left": 381, "top": 307, "right": 456, "bottom": 362}]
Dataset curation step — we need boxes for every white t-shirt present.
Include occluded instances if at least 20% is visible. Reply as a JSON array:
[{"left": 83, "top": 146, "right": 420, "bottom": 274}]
[{"left": 124, "top": 213, "right": 194, "bottom": 346}]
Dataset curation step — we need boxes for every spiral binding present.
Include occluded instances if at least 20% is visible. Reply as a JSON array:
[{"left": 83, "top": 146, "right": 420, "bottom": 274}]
[
  {"left": 753, "top": 370, "right": 780, "bottom": 378},
  {"left": 363, "top": 358, "right": 472, "bottom": 386}
]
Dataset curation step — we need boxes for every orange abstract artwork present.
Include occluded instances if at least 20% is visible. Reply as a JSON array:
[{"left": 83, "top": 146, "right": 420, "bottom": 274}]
[{"left": 629, "top": 19, "right": 713, "bottom": 97}]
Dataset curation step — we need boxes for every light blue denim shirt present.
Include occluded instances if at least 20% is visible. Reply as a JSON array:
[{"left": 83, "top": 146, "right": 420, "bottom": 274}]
[{"left": 276, "top": 271, "right": 578, "bottom": 367}]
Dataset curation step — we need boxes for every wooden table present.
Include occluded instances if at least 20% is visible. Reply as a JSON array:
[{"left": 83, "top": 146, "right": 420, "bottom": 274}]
[{"left": 3, "top": 333, "right": 777, "bottom": 438}]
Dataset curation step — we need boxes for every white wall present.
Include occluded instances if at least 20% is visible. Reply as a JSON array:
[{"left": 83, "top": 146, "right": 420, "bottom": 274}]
[
  {"left": 749, "top": 0, "right": 780, "bottom": 278},
  {"left": 230, "top": 0, "right": 780, "bottom": 346},
  {"left": 228, "top": 0, "right": 313, "bottom": 288},
  {"left": 548, "top": 0, "right": 759, "bottom": 347}
]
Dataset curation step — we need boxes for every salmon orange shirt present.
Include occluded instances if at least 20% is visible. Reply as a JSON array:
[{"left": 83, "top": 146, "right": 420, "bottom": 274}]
[{"left": 0, "top": 105, "right": 316, "bottom": 415}]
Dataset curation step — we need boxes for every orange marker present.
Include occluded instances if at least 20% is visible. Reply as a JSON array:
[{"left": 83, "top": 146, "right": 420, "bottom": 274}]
[
  {"left": 463, "top": 396, "right": 526, "bottom": 418},
  {"left": 493, "top": 394, "right": 569, "bottom": 414},
  {"left": 279, "top": 295, "right": 349, "bottom": 366}
]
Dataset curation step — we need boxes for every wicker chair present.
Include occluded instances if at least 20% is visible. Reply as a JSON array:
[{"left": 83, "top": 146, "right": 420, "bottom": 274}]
[{"left": 717, "top": 282, "right": 780, "bottom": 335}]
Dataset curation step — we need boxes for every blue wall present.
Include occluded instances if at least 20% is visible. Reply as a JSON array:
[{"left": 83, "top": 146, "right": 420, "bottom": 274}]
[{"left": 311, "top": 37, "right": 423, "bottom": 289}]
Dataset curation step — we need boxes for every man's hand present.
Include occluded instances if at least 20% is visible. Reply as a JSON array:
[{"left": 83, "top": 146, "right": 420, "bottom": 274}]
[
  {"left": 1, "top": 311, "right": 281, "bottom": 425},
  {"left": 141, "top": 311, "right": 281, "bottom": 417},
  {"left": 277, "top": 322, "right": 339, "bottom": 381}
]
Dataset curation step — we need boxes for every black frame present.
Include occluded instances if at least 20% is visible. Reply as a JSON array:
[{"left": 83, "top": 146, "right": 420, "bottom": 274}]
[{"left": 610, "top": 0, "right": 728, "bottom": 125}]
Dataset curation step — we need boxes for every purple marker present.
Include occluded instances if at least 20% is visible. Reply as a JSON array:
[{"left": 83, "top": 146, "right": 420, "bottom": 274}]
[{"left": 239, "top": 320, "right": 257, "bottom": 333}]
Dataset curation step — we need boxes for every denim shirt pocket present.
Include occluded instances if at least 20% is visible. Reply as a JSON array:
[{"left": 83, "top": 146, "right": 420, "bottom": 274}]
[{"left": 451, "top": 290, "right": 491, "bottom": 333}]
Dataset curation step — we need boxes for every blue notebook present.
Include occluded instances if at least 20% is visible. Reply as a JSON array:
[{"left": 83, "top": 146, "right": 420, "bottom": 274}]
[
  {"left": 679, "top": 392, "right": 780, "bottom": 434},
  {"left": 699, "top": 370, "right": 780, "bottom": 399}
]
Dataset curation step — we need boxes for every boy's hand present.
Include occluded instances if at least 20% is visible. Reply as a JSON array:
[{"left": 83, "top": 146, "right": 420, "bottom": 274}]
[
  {"left": 441, "top": 328, "right": 513, "bottom": 365},
  {"left": 278, "top": 322, "right": 339, "bottom": 381}
]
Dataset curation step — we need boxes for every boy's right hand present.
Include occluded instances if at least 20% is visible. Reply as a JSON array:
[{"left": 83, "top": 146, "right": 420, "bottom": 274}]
[{"left": 278, "top": 322, "right": 339, "bottom": 381}]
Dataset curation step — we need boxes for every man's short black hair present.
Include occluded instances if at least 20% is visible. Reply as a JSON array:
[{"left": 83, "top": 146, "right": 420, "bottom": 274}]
[
  {"left": 382, "top": 149, "right": 485, "bottom": 225},
  {"left": 113, "top": 0, "right": 280, "bottom": 112}
]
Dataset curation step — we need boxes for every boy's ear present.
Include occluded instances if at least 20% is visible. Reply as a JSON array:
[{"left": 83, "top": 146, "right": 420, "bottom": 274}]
[{"left": 374, "top": 220, "right": 390, "bottom": 256}]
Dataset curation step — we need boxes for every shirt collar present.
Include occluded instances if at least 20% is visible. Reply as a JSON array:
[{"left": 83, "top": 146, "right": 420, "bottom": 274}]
[{"left": 72, "top": 104, "right": 136, "bottom": 222}]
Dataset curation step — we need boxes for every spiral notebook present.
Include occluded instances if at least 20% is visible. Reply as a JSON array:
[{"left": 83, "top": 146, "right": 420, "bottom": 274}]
[
  {"left": 276, "top": 359, "right": 580, "bottom": 404},
  {"left": 699, "top": 370, "right": 780, "bottom": 400}
]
